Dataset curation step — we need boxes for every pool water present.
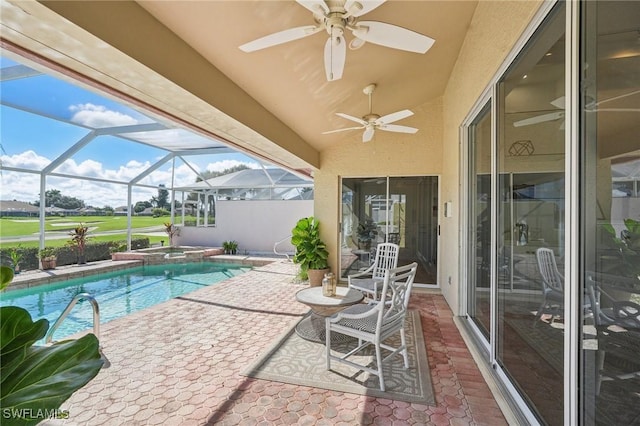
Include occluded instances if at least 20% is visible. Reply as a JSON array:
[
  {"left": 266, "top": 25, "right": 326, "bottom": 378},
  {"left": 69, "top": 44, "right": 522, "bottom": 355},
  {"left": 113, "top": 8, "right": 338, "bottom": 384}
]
[{"left": 0, "top": 262, "right": 250, "bottom": 342}]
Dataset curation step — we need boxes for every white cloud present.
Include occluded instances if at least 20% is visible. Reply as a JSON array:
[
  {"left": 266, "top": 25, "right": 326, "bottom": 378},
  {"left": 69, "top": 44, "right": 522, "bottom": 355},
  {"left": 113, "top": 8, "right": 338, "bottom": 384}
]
[
  {"left": 206, "top": 159, "right": 259, "bottom": 173},
  {"left": 0, "top": 153, "right": 265, "bottom": 208},
  {"left": 0, "top": 150, "right": 51, "bottom": 169},
  {"left": 69, "top": 103, "right": 138, "bottom": 128},
  {"left": 0, "top": 151, "right": 159, "bottom": 207}
]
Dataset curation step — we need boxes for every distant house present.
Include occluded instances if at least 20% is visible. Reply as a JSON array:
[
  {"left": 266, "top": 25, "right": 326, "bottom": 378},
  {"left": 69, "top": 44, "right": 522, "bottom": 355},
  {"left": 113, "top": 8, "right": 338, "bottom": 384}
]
[
  {"left": 138, "top": 207, "right": 155, "bottom": 216},
  {"left": 0, "top": 200, "right": 39, "bottom": 217},
  {"left": 79, "top": 207, "right": 97, "bottom": 215},
  {"left": 45, "top": 206, "right": 79, "bottom": 216},
  {"left": 114, "top": 206, "right": 129, "bottom": 216}
]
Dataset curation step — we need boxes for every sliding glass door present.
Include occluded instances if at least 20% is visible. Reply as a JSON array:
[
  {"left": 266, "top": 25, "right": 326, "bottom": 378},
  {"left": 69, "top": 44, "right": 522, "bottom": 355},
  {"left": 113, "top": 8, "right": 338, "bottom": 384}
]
[
  {"left": 496, "top": 6, "right": 566, "bottom": 423},
  {"left": 580, "top": 1, "right": 640, "bottom": 424},
  {"left": 340, "top": 176, "right": 438, "bottom": 285},
  {"left": 467, "top": 102, "right": 492, "bottom": 340}
]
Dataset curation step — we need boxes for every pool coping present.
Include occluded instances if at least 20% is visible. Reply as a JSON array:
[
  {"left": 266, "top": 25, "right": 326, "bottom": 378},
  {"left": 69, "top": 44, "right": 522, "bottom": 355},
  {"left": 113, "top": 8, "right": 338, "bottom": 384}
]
[{"left": 5, "top": 255, "right": 285, "bottom": 292}]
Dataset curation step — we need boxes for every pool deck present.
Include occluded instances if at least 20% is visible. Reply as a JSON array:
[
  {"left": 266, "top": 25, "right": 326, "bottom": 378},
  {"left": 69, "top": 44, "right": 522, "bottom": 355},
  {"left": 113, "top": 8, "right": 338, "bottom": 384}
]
[{"left": 30, "top": 258, "right": 509, "bottom": 425}]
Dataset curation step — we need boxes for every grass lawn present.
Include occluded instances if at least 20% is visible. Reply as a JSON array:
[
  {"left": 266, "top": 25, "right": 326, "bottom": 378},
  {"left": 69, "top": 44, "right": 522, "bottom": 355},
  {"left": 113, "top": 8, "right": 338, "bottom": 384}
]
[
  {"left": 0, "top": 216, "right": 168, "bottom": 237},
  {"left": 0, "top": 216, "right": 169, "bottom": 249}
]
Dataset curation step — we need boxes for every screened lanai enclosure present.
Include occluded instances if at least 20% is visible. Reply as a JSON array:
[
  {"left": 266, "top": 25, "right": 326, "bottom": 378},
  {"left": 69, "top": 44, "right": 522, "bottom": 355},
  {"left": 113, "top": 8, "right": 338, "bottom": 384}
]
[{"left": 0, "top": 53, "right": 313, "bottom": 252}]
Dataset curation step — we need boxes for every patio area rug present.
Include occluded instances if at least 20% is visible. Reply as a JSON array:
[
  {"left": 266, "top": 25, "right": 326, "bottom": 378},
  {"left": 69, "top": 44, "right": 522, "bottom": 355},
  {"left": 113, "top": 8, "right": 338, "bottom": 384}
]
[{"left": 242, "top": 310, "right": 434, "bottom": 404}]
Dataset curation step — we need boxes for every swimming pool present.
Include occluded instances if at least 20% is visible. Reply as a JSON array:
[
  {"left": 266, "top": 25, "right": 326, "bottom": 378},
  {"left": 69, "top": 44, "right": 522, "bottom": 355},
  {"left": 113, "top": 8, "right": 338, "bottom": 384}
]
[{"left": 0, "top": 262, "right": 250, "bottom": 342}]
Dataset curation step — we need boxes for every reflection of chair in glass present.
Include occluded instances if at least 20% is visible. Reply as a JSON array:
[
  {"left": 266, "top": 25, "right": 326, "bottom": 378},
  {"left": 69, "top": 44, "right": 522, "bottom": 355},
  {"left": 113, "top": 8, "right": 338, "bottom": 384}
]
[
  {"left": 586, "top": 273, "right": 640, "bottom": 395},
  {"left": 534, "top": 248, "right": 564, "bottom": 324},
  {"left": 348, "top": 243, "right": 399, "bottom": 302},
  {"left": 326, "top": 262, "right": 418, "bottom": 391},
  {"left": 387, "top": 232, "right": 401, "bottom": 245}
]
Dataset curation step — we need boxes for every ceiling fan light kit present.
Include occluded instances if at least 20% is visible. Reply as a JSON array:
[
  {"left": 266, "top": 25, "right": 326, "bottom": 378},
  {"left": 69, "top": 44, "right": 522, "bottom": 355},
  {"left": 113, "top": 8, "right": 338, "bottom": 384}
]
[
  {"left": 239, "top": 0, "right": 435, "bottom": 82},
  {"left": 322, "top": 83, "right": 419, "bottom": 142}
]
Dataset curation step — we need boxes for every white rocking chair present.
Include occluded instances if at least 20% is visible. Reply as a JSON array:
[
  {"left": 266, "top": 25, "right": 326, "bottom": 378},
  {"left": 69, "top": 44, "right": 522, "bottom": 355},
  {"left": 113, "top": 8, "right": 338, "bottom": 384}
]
[
  {"left": 326, "top": 262, "right": 418, "bottom": 391},
  {"left": 348, "top": 243, "right": 399, "bottom": 302}
]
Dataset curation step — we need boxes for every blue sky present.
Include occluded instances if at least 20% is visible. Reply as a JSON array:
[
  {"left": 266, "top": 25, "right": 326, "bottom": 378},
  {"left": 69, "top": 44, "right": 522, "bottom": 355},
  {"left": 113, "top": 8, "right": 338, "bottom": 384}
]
[{"left": 0, "top": 56, "right": 261, "bottom": 207}]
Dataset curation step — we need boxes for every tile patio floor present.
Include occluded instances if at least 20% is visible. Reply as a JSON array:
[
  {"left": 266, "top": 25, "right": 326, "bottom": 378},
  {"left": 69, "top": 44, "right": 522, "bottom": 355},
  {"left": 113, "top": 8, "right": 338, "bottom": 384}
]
[{"left": 40, "top": 259, "right": 508, "bottom": 425}]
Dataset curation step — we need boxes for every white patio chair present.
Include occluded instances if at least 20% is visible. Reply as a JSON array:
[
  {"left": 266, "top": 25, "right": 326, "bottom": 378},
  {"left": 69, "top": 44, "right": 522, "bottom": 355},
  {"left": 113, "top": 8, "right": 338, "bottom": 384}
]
[
  {"left": 348, "top": 243, "right": 399, "bottom": 302},
  {"left": 326, "top": 262, "right": 418, "bottom": 391},
  {"left": 586, "top": 273, "right": 640, "bottom": 395},
  {"left": 534, "top": 247, "right": 564, "bottom": 325}
]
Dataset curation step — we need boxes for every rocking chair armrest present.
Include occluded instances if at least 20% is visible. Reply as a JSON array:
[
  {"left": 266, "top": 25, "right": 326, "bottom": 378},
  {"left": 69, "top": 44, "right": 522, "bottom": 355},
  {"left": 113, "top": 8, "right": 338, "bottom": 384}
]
[
  {"left": 347, "top": 265, "right": 376, "bottom": 281},
  {"left": 327, "top": 303, "right": 380, "bottom": 323}
]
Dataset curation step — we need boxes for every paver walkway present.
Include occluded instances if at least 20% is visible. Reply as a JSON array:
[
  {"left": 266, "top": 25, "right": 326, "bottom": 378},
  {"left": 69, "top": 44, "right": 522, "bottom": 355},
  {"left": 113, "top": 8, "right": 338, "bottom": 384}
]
[{"left": 41, "top": 259, "right": 507, "bottom": 425}]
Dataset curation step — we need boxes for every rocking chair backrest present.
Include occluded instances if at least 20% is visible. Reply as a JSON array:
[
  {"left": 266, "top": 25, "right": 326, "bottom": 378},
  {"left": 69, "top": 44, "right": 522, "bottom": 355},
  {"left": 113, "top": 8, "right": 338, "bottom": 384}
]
[
  {"left": 376, "top": 262, "right": 418, "bottom": 337},
  {"left": 371, "top": 243, "right": 400, "bottom": 280},
  {"left": 536, "top": 247, "right": 564, "bottom": 293}
]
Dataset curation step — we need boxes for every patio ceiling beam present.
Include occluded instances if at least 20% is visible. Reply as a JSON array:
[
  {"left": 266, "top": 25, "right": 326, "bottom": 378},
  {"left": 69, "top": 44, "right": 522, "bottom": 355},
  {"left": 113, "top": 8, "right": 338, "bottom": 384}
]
[
  {"left": 38, "top": 1, "right": 319, "bottom": 170},
  {"left": 257, "top": 162, "right": 276, "bottom": 186},
  {"left": 1, "top": 100, "right": 93, "bottom": 131},
  {"left": 176, "top": 155, "right": 214, "bottom": 189},
  {"left": 45, "top": 171, "right": 158, "bottom": 189},
  {"left": 93, "top": 122, "right": 166, "bottom": 136},
  {"left": 172, "top": 147, "right": 237, "bottom": 156},
  {"left": 42, "top": 130, "right": 97, "bottom": 174},
  {"left": 0, "top": 165, "right": 41, "bottom": 174},
  {"left": 0, "top": 64, "right": 42, "bottom": 81},
  {"left": 130, "top": 152, "right": 174, "bottom": 185}
]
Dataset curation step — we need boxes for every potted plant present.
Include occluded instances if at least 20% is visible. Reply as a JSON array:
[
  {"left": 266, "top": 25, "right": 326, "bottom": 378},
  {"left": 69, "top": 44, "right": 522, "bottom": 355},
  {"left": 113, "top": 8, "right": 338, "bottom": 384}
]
[
  {"left": 39, "top": 247, "right": 58, "bottom": 270},
  {"left": 68, "top": 223, "right": 90, "bottom": 264},
  {"left": 0, "top": 265, "right": 104, "bottom": 420},
  {"left": 599, "top": 218, "right": 640, "bottom": 279},
  {"left": 291, "top": 217, "right": 330, "bottom": 286},
  {"left": 357, "top": 218, "right": 378, "bottom": 250},
  {"left": 7, "top": 245, "right": 24, "bottom": 274},
  {"left": 164, "top": 222, "right": 180, "bottom": 247},
  {"left": 222, "top": 240, "right": 239, "bottom": 255}
]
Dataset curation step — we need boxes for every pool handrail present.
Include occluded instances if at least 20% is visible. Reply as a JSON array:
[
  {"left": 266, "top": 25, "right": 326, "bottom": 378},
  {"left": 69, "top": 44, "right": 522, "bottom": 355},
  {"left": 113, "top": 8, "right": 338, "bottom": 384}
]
[
  {"left": 273, "top": 235, "right": 293, "bottom": 261},
  {"left": 45, "top": 293, "right": 100, "bottom": 344}
]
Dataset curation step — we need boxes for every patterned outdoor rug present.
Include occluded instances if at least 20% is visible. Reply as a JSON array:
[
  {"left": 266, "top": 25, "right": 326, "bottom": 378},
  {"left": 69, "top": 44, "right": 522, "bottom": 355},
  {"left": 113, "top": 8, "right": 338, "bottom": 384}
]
[{"left": 242, "top": 310, "right": 434, "bottom": 404}]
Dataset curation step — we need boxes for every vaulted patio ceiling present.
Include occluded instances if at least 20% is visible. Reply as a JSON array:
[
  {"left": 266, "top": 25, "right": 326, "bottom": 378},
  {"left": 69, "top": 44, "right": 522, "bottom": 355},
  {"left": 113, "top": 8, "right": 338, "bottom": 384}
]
[{"left": 0, "top": 0, "right": 478, "bottom": 175}]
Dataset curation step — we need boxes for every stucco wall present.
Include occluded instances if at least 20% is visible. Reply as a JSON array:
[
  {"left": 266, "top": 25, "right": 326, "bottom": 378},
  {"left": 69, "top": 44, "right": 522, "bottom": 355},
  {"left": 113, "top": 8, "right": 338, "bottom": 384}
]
[
  {"left": 314, "top": 98, "right": 444, "bottom": 277},
  {"left": 439, "top": 0, "right": 543, "bottom": 312},
  {"left": 314, "top": 1, "right": 542, "bottom": 315},
  {"left": 175, "top": 199, "right": 313, "bottom": 254}
]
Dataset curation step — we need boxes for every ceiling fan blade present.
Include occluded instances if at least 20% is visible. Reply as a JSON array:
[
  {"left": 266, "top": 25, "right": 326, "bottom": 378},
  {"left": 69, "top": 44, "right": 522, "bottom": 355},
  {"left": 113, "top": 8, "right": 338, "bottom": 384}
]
[
  {"left": 324, "top": 36, "right": 346, "bottom": 81},
  {"left": 379, "top": 124, "right": 418, "bottom": 134},
  {"left": 513, "top": 111, "right": 564, "bottom": 127},
  {"left": 336, "top": 112, "right": 367, "bottom": 125},
  {"left": 344, "top": 0, "right": 385, "bottom": 17},
  {"left": 589, "top": 108, "right": 640, "bottom": 112},
  {"left": 363, "top": 127, "right": 375, "bottom": 142},
  {"left": 351, "top": 21, "right": 435, "bottom": 53},
  {"left": 296, "top": 0, "right": 329, "bottom": 15},
  {"left": 322, "top": 126, "right": 364, "bottom": 135},
  {"left": 239, "top": 25, "right": 321, "bottom": 52},
  {"left": 595, "top": 89, "right": 640, "bottom": 106},
  {"left": 377, "top": 109, "right": 413, "bottom": 124},
  {"left": 550, "top": 96, "right": 565, "bottom": 109}
]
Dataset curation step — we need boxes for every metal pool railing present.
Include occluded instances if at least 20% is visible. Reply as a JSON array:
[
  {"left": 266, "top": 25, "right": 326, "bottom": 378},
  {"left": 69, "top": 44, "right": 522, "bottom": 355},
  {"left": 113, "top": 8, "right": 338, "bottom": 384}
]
[
  {"left": 273, "top": 235, "right": 293, "bottom": 261},
  {"left": 45, "top": 293, "right": 100, "bottom": 344}
]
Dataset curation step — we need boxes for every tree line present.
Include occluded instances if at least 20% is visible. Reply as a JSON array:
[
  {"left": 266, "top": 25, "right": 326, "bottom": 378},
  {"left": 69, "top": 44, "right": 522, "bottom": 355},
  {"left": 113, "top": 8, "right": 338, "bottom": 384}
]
[{"left": 33, "top": 165, "right": 250, "bottom": 213}]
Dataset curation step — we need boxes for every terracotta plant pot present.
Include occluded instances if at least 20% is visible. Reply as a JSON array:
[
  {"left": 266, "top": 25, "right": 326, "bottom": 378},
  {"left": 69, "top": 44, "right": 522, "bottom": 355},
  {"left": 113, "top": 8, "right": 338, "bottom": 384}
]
[
  {"left": 307, "top": 268, "right": 330, "bottom": 287},
  {"left": 41, "top": 258, "right": 57, "bottom": 270}
]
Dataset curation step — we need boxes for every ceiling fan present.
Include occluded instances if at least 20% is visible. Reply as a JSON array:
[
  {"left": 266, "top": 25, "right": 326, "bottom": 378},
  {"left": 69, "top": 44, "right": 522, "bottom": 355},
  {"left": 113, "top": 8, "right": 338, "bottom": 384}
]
[
  {"left": 514, "top": 90, "right": 640, "bottom": 127},
  {"left": 322, "top": 83, "right": 419, "bottom": 142},
  {"left": 239, "top": 0, "right": 435, "bottom": 81}
]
